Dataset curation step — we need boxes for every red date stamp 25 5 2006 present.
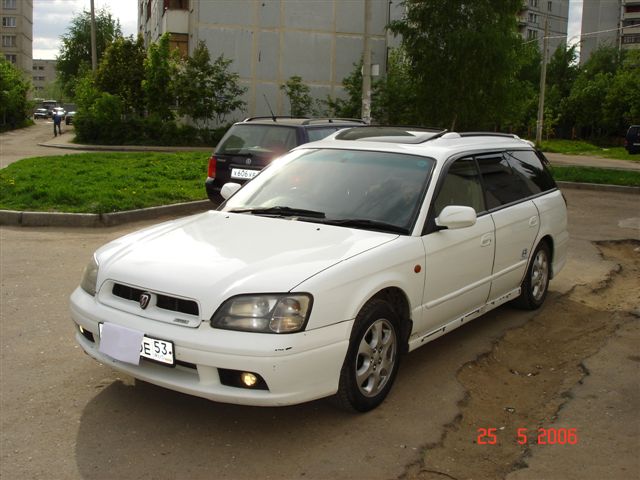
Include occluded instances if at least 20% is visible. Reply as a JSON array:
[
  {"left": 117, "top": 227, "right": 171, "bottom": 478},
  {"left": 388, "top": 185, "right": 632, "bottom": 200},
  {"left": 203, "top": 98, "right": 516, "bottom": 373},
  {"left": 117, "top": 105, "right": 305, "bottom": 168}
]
[{"left": 477, "top": 427, "right": 579, "bottom": 445}]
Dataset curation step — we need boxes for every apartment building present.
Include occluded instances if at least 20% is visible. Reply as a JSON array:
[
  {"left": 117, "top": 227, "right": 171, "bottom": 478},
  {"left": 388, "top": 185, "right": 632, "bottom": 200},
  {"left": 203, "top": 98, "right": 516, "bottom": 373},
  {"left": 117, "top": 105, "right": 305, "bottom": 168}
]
[
  {"left": 31, "top": 58, "right": 57, "bottom": 95},
  {"left": 581, "top": 0, "right": 640, "bottom": 63},
  {"left": 0, "top": 0, "right": 32, "bottom": 74},
  {"left": 138, "top": 0, "right": 403, "bottom": 118},
  {"left": 518, "top": 0, "right": 570, "bottom": 54}
]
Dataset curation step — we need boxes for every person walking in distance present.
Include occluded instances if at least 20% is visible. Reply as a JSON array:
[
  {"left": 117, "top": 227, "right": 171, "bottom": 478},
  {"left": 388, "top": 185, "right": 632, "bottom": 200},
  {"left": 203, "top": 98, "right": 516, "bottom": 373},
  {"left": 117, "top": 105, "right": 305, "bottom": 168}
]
[{"left": 53, "top": 110, "right": 62, "bottom": 136}]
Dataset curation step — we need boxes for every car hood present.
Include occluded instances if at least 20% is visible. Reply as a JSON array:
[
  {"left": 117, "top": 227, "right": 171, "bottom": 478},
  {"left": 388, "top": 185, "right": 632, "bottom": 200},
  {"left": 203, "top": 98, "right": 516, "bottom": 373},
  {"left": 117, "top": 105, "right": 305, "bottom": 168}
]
[{"left": 95, "top": 210, "right": 398, "bottom": 317}]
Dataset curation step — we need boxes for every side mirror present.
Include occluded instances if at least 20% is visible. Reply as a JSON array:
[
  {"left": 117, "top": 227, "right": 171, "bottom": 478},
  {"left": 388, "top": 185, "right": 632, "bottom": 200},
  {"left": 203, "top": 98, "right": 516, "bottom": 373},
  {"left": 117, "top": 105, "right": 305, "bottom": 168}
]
[
  {"left": 220, "top": 182, "right": 242, "bottom": 200},
  {"left": 436, "top": 205, "right": 477, "bottom": 230}
]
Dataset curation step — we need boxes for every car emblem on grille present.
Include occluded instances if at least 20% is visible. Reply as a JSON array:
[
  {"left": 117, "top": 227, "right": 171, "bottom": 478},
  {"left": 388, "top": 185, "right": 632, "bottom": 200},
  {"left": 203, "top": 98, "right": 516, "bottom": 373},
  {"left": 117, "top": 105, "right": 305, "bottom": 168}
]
[
  {"left": 139, "top": 292, "right": 151, "bottom": 310},
  {"left": 245, "top": 158, "right": 252, "bottom": 165}
]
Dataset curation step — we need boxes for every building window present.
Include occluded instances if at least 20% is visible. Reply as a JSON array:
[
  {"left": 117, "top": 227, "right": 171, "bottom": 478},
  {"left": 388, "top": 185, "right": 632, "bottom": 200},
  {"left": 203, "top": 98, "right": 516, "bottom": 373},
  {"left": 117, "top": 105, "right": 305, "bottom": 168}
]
[
  {"left": 547, "top": 1, "right": 552, "bottom": 11},
  {"left": 528, "top": 13, "right": 538, "bottom": 24},
  {"left": 2, "top": 35, "right": 16, "bottom": 47},
  {"left": 169, "top": 32, "right": 188, "bottom": 57},
  {"left": 164, "top": 0, "right": 188, "bottom": 9},
  {"left": 527, "top": 29, "right": 538, "bottom": 40},
  {"left": 626, "top": 5, "right": 640, "bottom": 14},
  {"left": 5, "top": 54, "right": 17, "bottom": 63},
  {"left": 2, "top": 0, "right": 17, "bottom": 9},
  {"left": 530, "top": 0, "right": 539, "bottom": 7},
  {"left": 622, "top": 34, "right": 640, "bottom": 45},
  {"left": 2, "top": 16, "right": 17, "bottom": 27},
  {"left": 146, "top": 0, "right": 152, "bottom": 20}
]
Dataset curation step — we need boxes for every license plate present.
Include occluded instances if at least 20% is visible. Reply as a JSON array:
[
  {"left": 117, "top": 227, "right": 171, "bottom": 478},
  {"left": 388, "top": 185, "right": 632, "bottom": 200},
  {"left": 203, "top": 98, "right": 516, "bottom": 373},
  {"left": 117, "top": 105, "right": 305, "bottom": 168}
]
[
  {"left": 99, "top": 323, "right": 175, "bottom": 366},
  {"left": 231, "top": 168, "right": 260, "bottom": 180}
]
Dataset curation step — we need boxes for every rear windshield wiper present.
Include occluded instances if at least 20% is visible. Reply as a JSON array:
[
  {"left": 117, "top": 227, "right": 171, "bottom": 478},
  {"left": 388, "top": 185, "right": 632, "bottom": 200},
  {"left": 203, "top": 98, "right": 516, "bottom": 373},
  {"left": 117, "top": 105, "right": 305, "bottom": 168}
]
[
  {"left": 320, "top": 218, "right": 408, "bottom": 234},
  {"left": 229, "top": 206, "right": 326, "bottom": 219}
]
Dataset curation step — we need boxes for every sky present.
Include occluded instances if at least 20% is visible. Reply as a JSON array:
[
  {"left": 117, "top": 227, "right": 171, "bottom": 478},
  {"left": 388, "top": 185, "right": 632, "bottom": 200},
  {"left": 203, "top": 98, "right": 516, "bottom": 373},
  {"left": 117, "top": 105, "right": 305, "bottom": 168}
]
[
  {"left": 33, "top": 0, "right": 137, "bottom": 60},
  {"left": 33, "top": 0, "right": 584, "bottom": 61}
]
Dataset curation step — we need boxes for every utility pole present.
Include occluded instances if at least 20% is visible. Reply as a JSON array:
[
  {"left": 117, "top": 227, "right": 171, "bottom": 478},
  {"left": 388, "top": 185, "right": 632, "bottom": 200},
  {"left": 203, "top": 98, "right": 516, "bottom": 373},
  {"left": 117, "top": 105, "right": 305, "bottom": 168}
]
[
  {"left": 361, "top": 0, "right": 372, "bottom": 124},
  {"left": 535, "top": 15, "right": 549, "bottom": 146},
  {"left": 90, "top": 0, "right": 98, "bottom": 71}
]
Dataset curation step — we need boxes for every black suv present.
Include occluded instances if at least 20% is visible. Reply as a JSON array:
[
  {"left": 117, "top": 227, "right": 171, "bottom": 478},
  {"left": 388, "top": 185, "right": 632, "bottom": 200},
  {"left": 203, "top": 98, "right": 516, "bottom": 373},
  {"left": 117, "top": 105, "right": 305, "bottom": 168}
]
[
  {"left": 624, "top": 125, "right": 639, "bottom": 154},
  {"left": 205, "top": 117, "right": 365, "bottom": 202}
]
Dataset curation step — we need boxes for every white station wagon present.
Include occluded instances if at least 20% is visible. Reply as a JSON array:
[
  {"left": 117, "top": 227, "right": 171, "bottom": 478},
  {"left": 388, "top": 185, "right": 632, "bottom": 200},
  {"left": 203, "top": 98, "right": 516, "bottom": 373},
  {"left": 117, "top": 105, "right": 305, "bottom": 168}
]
[{"left": 70, "top": 127, "right": 568, "bottom": 412}]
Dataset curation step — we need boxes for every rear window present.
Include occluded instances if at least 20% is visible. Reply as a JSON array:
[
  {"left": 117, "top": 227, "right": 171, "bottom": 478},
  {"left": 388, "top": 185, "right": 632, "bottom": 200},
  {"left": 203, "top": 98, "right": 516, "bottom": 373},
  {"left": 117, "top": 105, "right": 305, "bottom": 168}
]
[
  {"left": 217, "top": 125, "right": 298, "bottom": 156},
  {"left": 306, "top": 127, "right": 340, "bottom": 142}
]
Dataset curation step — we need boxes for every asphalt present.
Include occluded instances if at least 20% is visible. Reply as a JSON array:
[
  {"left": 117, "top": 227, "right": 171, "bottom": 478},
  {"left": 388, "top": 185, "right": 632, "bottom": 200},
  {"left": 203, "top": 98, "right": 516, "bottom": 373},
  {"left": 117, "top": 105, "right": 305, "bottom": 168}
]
[{"left": 0, "top": 126, "right": 638, "bottom": 227}]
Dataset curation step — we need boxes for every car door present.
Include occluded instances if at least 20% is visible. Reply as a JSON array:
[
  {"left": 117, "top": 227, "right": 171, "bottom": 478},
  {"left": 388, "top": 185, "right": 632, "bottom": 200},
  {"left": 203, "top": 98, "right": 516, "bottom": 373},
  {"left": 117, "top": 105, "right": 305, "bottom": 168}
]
[
  {"left": 476, "top": 152, "right": 541, "bottom": 301},
  {"left": 417, "top": 157, "right": 495, "bottom": 336}
]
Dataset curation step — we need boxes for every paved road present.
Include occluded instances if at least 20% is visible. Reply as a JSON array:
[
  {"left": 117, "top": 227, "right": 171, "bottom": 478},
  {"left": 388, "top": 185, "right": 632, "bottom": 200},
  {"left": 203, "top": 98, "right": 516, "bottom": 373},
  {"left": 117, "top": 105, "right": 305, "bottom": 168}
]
[
  {"left": 0, "top": 120, "right": 92, "bottom": 168},
  {"left": 1, "top": 188, "right": 638, "bottom": 480}
]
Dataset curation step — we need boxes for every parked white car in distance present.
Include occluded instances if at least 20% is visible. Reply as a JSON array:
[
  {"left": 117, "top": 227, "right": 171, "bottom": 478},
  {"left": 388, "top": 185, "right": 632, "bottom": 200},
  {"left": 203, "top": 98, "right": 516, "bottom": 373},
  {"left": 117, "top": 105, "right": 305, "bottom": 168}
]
[{"left": 70, "top": 127, "right": 568, "bottom": 412}]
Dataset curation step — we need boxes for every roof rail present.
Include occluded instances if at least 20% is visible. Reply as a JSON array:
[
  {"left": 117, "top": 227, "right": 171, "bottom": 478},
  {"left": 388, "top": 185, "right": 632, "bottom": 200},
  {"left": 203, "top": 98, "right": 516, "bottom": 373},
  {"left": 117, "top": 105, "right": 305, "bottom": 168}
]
[
  {"left": 242, "top": 116, "right": 310, "bottom": 122},
  {"left": 457, "top": 132, "right": 520, "bottom": 139},
  {"left": 301, "top": 118, "right": 366, "bottom": 125}
]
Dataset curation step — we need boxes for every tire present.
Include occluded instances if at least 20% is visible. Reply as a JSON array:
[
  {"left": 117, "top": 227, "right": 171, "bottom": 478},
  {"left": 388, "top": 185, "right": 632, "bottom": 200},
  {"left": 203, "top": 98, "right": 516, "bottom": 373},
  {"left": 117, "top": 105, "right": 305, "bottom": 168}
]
[
  {"left": 333, "top": 299, "right": 401, "bottom": 412},
  {"left": 513, "top": 242, "right": 550, "bottom": 310}
]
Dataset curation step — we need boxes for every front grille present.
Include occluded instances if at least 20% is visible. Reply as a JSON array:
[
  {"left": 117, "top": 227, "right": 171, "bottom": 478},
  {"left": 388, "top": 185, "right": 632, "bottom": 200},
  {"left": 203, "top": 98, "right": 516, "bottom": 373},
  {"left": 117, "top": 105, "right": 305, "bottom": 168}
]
[{"left": 112, "top": 283, "right": 199, "bottom": 316}]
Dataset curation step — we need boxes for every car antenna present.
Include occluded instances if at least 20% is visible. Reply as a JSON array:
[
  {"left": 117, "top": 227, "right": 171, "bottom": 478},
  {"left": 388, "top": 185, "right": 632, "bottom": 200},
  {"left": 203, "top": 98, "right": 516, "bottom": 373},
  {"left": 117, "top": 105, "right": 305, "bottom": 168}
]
[{"left": 263, "top": 94, "right": 276, "bottom": 122}]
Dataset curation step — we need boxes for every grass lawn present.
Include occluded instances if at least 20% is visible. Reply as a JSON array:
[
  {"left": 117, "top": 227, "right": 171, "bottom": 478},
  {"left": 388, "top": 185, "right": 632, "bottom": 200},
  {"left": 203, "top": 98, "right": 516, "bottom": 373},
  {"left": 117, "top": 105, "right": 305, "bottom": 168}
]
[
  {"left": 539, "top": 139, "right": 639, "bottom": 162},
  {"left": 1, "top": 152, "right": 637, "bottom": 214},
  {"left": 0, "top": 152, "right": 209, "bottom": 214},
  {"left": 549, "top": 165, "right": 640, "bottom": 187}
]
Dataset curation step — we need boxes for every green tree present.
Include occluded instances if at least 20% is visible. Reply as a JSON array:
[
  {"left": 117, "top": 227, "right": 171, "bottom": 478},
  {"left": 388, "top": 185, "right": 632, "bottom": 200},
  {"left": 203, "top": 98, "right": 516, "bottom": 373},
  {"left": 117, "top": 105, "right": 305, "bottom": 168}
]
[
  {"left": 95, "top": 35, "right": 146, "bottom": 115},
  {"left": 209, "top": 55, "right": 247, "bottom": 124},
  {"left": 0, "top": 58, "right": 32, "bottom": 129},
  {"left": 56, "top": 8, "right": 122, "bottom": 98},
  {"left": 372, "top": 49, "right": 418, "bottom": 124},
  {"left": 142, "top": 34, "right": 178, "bottom": 121},
  {"left": 561, "top": 45, "right": 625, "bottom": 138},
  {"left": 175, "top": 41, "right": 246, "bottom": 127},
  {"left": 544, "top": 43, "right": 579, "bottom": 137},
  {"left": 280, "top": 76, "right": 314, "bottom": 117},
  {"left": 389, "top": 0, "right": 524, "bottom": 130},
  {"left": 603, "top": 50, "right": 640, "bottom": 133},
  {"left": 322, "top": 60, "right": 363, "bottom": 118}
]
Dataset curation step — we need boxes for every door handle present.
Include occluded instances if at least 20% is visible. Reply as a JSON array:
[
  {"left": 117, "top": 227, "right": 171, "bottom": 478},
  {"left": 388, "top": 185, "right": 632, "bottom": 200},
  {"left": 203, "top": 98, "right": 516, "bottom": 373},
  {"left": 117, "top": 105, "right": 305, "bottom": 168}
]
[
  {"left": 481, "top": 233, "right": 492, "bottom": 247},
  {"left": 529, "top": 216, "right": 539, "bottom": 227}
]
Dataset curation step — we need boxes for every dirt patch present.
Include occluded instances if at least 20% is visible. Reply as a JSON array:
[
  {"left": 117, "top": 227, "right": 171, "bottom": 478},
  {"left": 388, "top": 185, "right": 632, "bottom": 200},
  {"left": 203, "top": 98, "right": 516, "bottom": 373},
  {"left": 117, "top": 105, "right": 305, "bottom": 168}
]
[{"left": 401, "top": 240, "right": 640, "bottom": 480}]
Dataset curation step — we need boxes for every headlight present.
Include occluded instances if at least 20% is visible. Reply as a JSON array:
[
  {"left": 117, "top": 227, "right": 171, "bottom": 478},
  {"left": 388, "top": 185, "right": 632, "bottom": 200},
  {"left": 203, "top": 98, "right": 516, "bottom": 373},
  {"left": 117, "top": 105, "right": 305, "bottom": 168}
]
[
  {"left": 211, "top": 294, "right": 313, "bottom": 333},
  {"left": 80, "top": 255, "right": 99, "bottom": 296}
]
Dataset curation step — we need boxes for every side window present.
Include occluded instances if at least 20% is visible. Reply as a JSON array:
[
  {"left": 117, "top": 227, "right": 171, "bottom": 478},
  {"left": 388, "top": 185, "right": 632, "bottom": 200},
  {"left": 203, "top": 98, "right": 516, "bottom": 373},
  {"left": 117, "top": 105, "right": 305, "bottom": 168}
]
[
  {"left": 476, "top": 153, "right": 532, "bottom": 208},
  {"left": 306, "top": 127, "right": 338, "bottom": 142},
  {"left": 507, "top": 150, "right": 556, "bottom": 193},
  {"left": 433, "top": 157, "right": 485, "bottom": 217}
]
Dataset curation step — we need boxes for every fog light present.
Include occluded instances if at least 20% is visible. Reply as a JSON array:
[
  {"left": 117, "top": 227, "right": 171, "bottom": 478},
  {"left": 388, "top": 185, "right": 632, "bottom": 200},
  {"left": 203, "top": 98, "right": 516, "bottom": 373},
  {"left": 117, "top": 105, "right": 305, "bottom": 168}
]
[{"left": 241, "top": 372, "right": 258, "bottom": 387}]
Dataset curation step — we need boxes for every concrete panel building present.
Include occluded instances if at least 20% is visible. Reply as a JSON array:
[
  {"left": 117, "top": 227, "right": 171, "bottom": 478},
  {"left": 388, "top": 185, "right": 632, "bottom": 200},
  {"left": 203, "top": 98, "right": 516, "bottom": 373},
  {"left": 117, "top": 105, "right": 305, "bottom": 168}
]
[
  {"left": 138, "top": 0, "right": 403, "bottom": 119},
  {"left": 580, "top": 0, "right": 640, "bottom": 63},
  {"left": 518, "top": 0, "right": 570, "bottom": 54},
  {"left": 0, "top": 0, "right": 32, "bottom": 75},
  {"left": 31, "top": 58, "right": 57, "bottom": 96}
]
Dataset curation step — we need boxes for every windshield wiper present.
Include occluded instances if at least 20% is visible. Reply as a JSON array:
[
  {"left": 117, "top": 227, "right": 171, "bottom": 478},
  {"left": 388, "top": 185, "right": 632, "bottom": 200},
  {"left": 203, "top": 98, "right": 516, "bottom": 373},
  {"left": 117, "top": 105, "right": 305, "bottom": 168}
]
[
  {"left": 320, "top": 218, "right": 408, "bottom": 234},
  {"left": 229, "top": 206, "right": 326, "bottom": 219}
]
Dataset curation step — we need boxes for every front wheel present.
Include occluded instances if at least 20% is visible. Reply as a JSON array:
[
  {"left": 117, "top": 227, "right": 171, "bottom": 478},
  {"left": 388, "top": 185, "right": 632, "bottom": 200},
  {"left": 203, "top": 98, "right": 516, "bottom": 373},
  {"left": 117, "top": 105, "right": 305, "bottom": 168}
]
[
  {"left": 513, "top": 242, "right": 550, "bottom": 310},
  {"left": 333, "top": 299, "right": 401, "bottom": 412}
]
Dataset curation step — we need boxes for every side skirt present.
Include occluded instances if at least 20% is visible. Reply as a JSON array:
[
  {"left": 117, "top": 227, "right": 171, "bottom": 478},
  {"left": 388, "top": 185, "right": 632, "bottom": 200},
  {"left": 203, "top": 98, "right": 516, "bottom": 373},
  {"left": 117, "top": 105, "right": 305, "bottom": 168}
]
[{"left": 407, "top": 287, "right": 521, "bottom": 352}]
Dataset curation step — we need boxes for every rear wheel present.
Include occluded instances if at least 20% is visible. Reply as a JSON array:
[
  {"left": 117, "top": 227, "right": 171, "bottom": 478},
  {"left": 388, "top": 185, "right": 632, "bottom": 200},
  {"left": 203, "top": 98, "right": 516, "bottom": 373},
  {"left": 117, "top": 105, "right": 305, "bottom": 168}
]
[
  {"left": 513, "top": 242, "right": 550, "bottom": 310},
  {"left": 333, "top": 299, "right": 401, "bottom": 412}
]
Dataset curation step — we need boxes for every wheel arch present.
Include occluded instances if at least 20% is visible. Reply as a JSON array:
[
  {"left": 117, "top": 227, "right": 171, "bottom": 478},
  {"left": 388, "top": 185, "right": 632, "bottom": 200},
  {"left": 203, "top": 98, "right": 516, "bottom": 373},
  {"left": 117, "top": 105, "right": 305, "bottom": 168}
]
[{"left": 365, "top": 287, "right": 413, "bottom": 355}]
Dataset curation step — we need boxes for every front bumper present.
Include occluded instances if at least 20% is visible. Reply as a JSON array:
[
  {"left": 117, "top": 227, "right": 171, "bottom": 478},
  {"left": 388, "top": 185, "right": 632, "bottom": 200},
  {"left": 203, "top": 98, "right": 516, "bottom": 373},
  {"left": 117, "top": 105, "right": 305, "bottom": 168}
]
[{"left": 70, "top": 287, "right": 352, "bottom": 406}]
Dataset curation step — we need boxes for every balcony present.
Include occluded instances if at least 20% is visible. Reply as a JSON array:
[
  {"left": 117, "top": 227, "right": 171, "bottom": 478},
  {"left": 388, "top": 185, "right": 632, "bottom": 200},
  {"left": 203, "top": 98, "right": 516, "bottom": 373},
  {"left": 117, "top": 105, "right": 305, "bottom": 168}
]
[{"left": 162, "top": 9, "right": 189, "bottom": 34}]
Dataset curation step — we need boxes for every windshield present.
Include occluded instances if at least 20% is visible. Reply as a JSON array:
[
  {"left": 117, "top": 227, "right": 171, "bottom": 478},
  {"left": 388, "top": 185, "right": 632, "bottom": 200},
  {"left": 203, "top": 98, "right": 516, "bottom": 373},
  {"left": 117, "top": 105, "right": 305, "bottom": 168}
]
[
  {"left": 216, "top": 124, "right": 298, "bottom": 156},
  {"left": 222, "top": 148, "right": 435, "bottom": 234}
]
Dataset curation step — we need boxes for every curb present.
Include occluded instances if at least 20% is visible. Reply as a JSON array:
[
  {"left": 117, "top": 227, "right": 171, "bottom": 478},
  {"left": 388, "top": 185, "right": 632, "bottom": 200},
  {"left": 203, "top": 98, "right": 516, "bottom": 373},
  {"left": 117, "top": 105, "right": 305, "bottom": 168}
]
[
  {"left": 37, "top": 142, "right": 212, "bottom": 153},
  {"left": 0, "top": 200, "right": 212, "bottom": 228},
  {"left": 1, "top": 183, "right": 637, "bottom": 228},
  {"left": 557, "top": 181, "right": 640, "bottom": 195}
]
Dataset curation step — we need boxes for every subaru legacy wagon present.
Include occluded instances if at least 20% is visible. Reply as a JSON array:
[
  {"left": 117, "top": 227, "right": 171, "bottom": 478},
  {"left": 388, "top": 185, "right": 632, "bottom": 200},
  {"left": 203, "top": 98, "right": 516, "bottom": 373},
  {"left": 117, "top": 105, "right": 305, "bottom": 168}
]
[{"left": 71, "top": 127, "right": 568, "bottom": 412}]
